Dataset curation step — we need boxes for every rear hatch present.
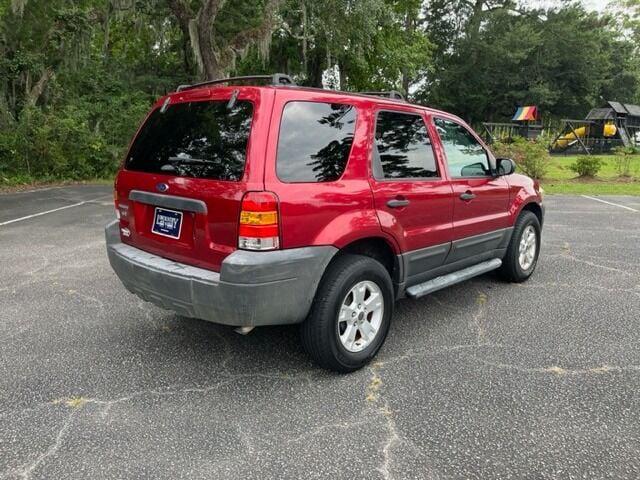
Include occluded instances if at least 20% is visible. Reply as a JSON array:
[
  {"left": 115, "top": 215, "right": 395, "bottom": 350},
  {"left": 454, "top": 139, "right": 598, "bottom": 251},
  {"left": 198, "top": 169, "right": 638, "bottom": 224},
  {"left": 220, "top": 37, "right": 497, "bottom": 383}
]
[{"left": 114, "top": 86, "right": 272, "bottom": 271}]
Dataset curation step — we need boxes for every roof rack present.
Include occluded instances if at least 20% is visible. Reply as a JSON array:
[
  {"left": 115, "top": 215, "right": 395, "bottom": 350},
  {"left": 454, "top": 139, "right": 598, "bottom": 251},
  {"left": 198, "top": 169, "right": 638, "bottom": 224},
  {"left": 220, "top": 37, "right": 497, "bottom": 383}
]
[
  {"left": 177, "top": 73, "right": 295, "bottom": 92},
  {"left": 359, "top": 90, "right": 405, "bottom": 101}
]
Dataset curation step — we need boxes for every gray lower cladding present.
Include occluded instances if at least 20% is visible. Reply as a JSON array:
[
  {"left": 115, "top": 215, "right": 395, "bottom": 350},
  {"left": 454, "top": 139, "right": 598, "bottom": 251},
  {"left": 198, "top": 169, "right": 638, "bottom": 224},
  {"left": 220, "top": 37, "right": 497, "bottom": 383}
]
[
  {"left": 105, "top": 221, "right": 337, "bottom": 327},
  {"left": 399, "top": 227, "right": 513, "bottom": 294}
]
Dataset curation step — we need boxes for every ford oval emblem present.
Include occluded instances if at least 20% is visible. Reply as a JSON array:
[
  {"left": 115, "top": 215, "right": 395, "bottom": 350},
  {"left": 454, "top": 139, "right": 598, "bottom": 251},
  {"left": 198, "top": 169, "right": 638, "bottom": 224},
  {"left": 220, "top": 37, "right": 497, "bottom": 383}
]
[{"left": 156, "top": 183, "right": 169, "bottom": 193}]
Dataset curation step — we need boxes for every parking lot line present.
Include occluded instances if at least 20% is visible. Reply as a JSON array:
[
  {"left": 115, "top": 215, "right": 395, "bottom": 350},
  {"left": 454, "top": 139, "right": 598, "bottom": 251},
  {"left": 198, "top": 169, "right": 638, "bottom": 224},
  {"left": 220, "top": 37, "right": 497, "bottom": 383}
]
[
  {"left": 0, "top": 201, "right": 89, "bottom": 227},
  {"left": 581, "top": 195, "right": 639, "bottom": 213},
  {"left": 9, "top": 186, "right": 63, "bottom": 194}
]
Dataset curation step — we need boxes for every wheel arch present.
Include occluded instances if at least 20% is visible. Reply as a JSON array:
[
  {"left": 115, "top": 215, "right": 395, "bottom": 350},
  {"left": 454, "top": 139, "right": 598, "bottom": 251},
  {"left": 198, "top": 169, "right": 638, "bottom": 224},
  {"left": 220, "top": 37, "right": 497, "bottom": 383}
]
[
  {"left": 330, "top": 236, "right": 401, "bottom": 287},
  {"left": 519, "top": 201, "right": 543, "bottom": 227}
]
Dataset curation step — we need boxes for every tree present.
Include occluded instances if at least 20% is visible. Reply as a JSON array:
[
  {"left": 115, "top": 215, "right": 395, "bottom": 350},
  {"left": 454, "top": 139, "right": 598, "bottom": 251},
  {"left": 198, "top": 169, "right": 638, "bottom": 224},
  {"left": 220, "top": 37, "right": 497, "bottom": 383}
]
[
  {"left": 1, "top": 0, "right": 640, "bottom": 185},
  {"left": 235, "top": 0, "right": 432, "bottom": 95},
  {"left": 167, "top": 0, "right": 280, "bottom": 80},
  {"left": 419, "top": 2, "right": 640, "bottom": 122}
]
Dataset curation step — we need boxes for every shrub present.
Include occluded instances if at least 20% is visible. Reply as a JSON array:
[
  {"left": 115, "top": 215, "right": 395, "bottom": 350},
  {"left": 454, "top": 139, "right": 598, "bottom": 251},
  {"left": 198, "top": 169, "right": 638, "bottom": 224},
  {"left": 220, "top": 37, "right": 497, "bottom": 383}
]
[
  {"left": 0, "top": 91, "right": 151, "bottom": 184},
  {"left": 491, "top": 136, "right": 550, "bottom": 180},
  {"left": 612, "top": 146, "right": 638, "bottom": 177},
  {"left": 569, "top": 156, "right": 602, "bottom": 177}
]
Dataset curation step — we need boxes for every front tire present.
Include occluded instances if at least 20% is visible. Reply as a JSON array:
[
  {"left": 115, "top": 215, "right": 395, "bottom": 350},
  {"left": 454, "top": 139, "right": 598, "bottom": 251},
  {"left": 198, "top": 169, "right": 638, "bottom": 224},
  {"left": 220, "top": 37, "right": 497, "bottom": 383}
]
[
  {"left": 499, "top": 210, "right": 541, "bottom": 282},
  {"left": 301, "top": 254, "right": 393, "bottom": 373}
]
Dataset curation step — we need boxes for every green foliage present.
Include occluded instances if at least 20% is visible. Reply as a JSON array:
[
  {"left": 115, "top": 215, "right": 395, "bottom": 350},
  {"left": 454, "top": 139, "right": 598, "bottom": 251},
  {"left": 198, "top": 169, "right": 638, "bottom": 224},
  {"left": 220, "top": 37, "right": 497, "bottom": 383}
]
[
  {"left": 419, "top": 2, "right": 639, "bottom": 122},
  {"left": 0, "top": 0, "right": 179, "bottom": 185},
  {"left": 0, "top": 0, "right": 639, "bottom": 185},
  {"left": 613, "top": 146, "right": 640, "bottom": 156},
  {"left": 612, "top": 146, "right": 640, "bottom": 177},
  {"left": 569, "top": 156, "right": 603, "bottom": 177},
  {"left": 491, "top": 137, "right": 550, "bottom": 180},
  {"left": 0, "top": 93, "right": 150, "bottom": 181}
]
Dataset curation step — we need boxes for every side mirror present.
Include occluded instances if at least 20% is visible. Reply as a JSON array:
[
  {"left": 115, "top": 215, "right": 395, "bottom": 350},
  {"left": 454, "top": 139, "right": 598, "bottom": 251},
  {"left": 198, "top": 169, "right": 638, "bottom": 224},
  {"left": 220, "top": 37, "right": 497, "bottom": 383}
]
[
  {"left": 496, "top": 158, "right": 516, "bottom": 176},
  {"left": 460, "top": 162, "right": 489, "bottom": 177}
]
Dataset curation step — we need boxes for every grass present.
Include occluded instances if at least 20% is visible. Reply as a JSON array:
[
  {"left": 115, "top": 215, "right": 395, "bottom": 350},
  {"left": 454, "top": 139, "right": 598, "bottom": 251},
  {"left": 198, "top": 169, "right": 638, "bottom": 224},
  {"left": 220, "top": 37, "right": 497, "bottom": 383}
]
[
  {"left": 0, "top": 175, "right": 113, "bottom": 193},
  {"left": 2, "top": 155, "right": 640, "bottom": 196},
  {"left": 541, "top": 154, "right": 640, "bottom": 195}
]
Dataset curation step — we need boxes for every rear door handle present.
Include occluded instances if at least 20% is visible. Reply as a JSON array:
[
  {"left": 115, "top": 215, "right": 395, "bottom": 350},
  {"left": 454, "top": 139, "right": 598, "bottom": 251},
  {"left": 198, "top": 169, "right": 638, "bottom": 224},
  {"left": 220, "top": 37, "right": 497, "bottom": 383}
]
[
  {"left": 459, "top": 191, "right": 476, "bottom": 201},
  {"left": 387, "top": 198, "right": 410, "bottom": 208}
]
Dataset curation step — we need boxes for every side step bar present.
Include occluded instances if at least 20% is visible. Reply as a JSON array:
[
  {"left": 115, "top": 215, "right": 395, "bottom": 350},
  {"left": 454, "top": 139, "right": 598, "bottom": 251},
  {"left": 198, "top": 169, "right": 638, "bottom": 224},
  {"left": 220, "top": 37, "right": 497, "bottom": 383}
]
[{"left": 405, "top": 259, "right": 502, "bottom": 299}]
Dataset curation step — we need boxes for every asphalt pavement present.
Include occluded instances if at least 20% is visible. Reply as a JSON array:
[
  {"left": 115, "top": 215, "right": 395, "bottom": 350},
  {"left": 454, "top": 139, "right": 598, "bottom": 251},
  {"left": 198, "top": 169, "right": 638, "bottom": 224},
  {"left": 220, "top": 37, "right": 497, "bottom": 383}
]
[{"left": 1, "top": 185, "right": 639, "bottom": 479}]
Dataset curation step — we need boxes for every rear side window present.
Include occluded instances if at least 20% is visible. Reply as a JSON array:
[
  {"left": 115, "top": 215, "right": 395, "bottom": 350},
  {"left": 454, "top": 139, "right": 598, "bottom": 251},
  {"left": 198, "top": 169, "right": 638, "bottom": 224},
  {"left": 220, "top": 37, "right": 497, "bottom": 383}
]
[
  {"left": 125, "top": 100, "right": 253, "bottom": 181},
  {"left": 374, "top": 111, "right": 439, "bottom": 179},
  {"left": 277, "top": 102, "right": 356, "bottom": 182},
  {"left": 434, "top": 118, "right": 491, "bottom": 178}
]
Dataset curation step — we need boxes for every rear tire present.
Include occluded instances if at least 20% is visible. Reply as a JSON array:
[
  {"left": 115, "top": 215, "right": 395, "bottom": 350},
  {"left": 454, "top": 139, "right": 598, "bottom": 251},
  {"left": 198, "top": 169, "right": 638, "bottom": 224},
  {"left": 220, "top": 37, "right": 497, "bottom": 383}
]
[
  {"left": 301, "top": 254, "right": 393, "bottom": 373},
  {"left": 499, "top": 210, "right": 541, "bottom": 282}
]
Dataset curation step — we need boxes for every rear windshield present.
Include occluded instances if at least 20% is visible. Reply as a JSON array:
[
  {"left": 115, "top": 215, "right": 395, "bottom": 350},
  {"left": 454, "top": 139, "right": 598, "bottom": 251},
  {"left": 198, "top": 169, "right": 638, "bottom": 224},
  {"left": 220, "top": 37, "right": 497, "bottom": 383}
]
[{"left": 125, "top": 100, "right": 253, "bottom": 181}]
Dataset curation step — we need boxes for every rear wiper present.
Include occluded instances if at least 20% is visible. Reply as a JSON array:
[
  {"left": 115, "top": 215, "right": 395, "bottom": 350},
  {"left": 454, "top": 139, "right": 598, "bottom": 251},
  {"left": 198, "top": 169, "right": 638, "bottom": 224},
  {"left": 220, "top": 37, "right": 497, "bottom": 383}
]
[{"left": 168, "top": 156, "right": 213, "bottom": 164}]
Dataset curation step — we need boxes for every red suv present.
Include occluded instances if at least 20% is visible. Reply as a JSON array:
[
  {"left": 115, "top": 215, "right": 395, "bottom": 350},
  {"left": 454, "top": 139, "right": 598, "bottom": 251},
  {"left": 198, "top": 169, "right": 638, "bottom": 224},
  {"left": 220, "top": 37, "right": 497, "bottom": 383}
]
[{"left": 106, "top": 74, "right": 544, "bottom": 372}]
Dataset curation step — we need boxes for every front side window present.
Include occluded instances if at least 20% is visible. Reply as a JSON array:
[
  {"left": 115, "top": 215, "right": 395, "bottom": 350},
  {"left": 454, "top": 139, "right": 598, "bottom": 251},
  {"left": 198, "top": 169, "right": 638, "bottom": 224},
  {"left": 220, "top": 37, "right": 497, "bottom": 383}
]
[
  {"left": 277, "top": 101, "right": 357, "bottom": 183},
  {"left": 126, "top": 100, "right": 253, "bottom": 181},
  {"left": 374, "top": 111, "right": 439, "bottom": 179},
  {"left": 434, "top": 118, "right": 491, "bottom": 178}
]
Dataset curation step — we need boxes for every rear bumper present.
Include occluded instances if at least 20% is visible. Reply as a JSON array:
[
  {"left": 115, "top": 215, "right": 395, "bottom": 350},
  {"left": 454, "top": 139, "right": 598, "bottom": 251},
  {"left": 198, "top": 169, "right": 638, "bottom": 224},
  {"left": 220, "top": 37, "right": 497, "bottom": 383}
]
[{"left": 105, "top": 221, "right": 336, "bottom": 326}]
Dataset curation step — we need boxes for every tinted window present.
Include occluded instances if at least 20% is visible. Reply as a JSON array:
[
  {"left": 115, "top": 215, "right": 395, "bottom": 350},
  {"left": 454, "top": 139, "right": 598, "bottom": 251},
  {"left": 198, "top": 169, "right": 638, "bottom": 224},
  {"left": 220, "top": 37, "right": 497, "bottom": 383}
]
[
  {"left": 434, "top": 118, "right": 490, "bottom": 177},
  {"left": 374, "top": 111, "right": 439, "bottom": 179},
  {"left": 277, "top": 102, "right": 356, "bottom": 182},
  {"left": 125, "top": 100, "right": 253, "bottom": 181}
]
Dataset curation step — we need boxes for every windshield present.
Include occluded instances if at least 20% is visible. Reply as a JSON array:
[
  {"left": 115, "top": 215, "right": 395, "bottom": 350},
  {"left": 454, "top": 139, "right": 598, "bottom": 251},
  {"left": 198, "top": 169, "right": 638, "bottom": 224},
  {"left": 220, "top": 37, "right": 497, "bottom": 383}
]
[{"left": 125, "top": 100, "right": 253, "bottom": 181}]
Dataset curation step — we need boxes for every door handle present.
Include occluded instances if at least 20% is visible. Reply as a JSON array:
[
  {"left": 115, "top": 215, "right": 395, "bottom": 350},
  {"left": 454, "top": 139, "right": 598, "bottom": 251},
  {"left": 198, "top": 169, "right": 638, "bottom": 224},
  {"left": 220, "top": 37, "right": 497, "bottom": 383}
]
[
  {"left": 460, "top": 191, "right": 476, "bottom": 201},
  {"left": 387, "top": 197, "right": 410, "bottom": 208}
]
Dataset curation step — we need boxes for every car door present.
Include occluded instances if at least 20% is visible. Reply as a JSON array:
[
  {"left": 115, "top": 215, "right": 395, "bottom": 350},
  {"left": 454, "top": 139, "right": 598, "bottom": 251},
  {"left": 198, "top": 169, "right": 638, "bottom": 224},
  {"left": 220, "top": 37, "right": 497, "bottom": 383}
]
[
  {"left": 431, "top": 116, "right": 511, "bottom": 264},
  {"left": 369, "top": 108, "right": 455, "bottom": 285}
]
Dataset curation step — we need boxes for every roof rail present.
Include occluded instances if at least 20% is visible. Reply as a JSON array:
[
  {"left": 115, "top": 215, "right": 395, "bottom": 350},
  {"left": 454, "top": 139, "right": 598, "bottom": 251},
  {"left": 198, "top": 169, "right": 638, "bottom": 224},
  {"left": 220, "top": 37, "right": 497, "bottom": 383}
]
[
  {"left": 359, "top": 90, "right": 405, "bottom": 101},
  {"left": 177, "top": 73, "right": 295, "bottom": 92}
]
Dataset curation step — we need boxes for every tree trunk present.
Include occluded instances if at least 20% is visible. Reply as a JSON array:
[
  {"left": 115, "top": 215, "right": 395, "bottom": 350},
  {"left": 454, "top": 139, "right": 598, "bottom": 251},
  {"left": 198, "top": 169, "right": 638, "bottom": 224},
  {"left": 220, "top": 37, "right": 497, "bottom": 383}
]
[
  {"left": 169, "top": 0, "right": 278, "bottom": 81},
  {"left": 25, "top": 69, "right": 54, "bottom": 108},
  {"left": 195, "top": 20, "right": 221, "bottom": 79},
  {"left": 338, "top": 60, "right": 347, "bottom": 90},
  {"left": 466, "top": 0, "right": 485, "bottom": 66},
  {"left": 467, "top": 0, "right": 485, "bottom": 40},
  {"left": 306, "top": 48, "right": 324, "bottom": 87},
  {"left": 401, "top": 10, "right": 413, "bottom": 95},
  {"left": 103, "top": 2, "right": 111, "bottom": 59}
]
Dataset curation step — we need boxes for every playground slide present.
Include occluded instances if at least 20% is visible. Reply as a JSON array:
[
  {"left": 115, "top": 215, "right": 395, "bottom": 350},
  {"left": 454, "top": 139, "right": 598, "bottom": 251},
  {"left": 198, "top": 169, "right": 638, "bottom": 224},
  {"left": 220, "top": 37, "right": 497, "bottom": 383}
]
[{"left": 553, "top": 124, "right": 617, "bottom": 149}]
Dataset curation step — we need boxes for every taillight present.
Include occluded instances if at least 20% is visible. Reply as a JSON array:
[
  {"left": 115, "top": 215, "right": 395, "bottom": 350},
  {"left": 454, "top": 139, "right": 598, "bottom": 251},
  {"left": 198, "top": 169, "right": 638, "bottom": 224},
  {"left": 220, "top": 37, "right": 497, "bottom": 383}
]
[
  {"left": 114, "top": 189, "right": 120, "bottom": 219},
  {"left": 113, "top": 189, "right": 129, "bottom": 221},
  {"left": 238, "top": 191, "right": 280, "bottom": 251}
]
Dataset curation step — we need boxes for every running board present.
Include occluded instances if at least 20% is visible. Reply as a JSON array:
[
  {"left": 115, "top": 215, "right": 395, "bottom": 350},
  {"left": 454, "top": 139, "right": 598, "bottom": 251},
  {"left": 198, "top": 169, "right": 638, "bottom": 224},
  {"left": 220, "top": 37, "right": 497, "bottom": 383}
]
[{"left": 405, "top": 258, "right": 502, "bottom": 299}]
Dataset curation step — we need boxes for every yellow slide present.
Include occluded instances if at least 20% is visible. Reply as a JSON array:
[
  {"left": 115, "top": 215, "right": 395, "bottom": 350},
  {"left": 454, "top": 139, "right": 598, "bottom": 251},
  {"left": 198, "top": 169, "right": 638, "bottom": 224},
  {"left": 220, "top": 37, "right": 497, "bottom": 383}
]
[{"left": 554, "top": 123, "right": 617, "bottom": 149}]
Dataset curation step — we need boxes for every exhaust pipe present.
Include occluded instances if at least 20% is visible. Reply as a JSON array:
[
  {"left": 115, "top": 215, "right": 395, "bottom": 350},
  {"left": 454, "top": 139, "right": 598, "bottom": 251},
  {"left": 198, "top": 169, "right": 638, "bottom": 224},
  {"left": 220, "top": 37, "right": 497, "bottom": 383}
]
[{"left": 234, "top": 326, "right": 255, "bottom": 335}]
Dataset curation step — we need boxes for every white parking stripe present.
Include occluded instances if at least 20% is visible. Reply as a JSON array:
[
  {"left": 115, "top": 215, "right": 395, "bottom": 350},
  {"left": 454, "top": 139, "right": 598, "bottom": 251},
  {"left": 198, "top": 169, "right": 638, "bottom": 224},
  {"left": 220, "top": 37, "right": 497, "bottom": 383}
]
[
  {"left": 0, "top": 201, "right": 88, "bottom": 227},
  {"left": 9, "top": 186, "right": 63, "bottom": 194},
  {"left": 581, "top": 195, "right": 639, "bottom": 213}
]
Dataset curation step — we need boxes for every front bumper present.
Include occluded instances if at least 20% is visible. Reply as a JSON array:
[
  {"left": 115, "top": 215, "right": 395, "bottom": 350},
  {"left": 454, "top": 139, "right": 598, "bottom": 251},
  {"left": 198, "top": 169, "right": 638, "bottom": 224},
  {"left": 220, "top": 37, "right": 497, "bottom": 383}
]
[{"left": 105, "top": 221, "right": 336, "bottom": 326}]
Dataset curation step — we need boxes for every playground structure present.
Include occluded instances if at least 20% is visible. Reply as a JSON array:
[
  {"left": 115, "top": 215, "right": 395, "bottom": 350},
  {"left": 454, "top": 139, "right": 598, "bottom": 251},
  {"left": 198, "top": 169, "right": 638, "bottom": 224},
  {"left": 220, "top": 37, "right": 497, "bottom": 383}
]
[
  {"left": 482, "top": 105, "right": 543, "bottom": 144},
  {"left": 550, "top": 101, "right": 640, "bottom": 154}
]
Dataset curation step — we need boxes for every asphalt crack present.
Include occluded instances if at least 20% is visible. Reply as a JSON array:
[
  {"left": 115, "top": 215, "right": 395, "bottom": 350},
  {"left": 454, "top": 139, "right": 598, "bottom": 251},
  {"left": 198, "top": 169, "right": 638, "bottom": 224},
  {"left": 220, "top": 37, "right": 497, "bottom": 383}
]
[
  {"left": 475, "top": 359, "right": 640, "bottom": 376},
  {"left": 471, "top": 291, "right": 488, "bottom": 344},
  {"left": 364, "top": 362, "right": 434, "bottom": 480},
  {"left": 1, "top": 372, "right": 309, "bottom": 478},
  {"left": 5, "top": 409, "right": 80, "bottom": 480}
]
